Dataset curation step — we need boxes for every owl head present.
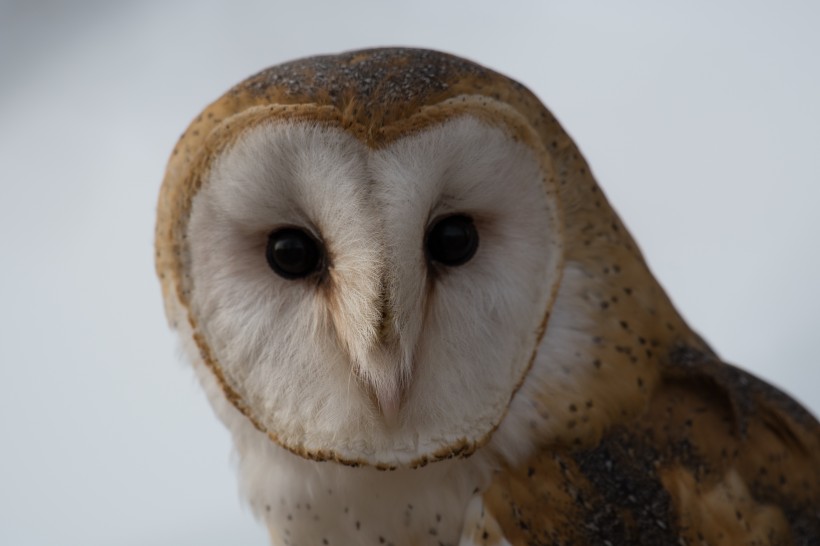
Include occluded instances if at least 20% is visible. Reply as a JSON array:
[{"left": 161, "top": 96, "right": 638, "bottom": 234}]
[{"left": 156, "top": 48, "right": 703, "bottom": 469}]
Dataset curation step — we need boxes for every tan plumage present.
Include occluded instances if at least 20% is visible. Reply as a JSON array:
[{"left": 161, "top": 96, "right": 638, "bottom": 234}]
[
  {"left": 156, "top": 48, "right": 820, "bottom": 544},
  {"left": 474, "top": 347, "right": 820, "bottom": 544}
]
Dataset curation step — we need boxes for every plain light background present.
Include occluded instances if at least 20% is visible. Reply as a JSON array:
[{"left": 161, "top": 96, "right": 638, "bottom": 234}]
[{"left": 1, "top": 1, "right": 818, "bottom": 544}]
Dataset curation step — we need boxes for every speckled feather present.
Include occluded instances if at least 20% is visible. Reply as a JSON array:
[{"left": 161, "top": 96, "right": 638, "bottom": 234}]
[
  {"left": 477, "top": 346, "right": 820, "bottom": 545},
  {"left": 156, "top": 48, "right": 820, "bottom": 544}
]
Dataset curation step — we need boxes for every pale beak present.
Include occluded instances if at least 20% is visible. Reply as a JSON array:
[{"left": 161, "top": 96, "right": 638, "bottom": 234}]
[{"left": 375, "top": 383, "right": 402, "bottom": 426}]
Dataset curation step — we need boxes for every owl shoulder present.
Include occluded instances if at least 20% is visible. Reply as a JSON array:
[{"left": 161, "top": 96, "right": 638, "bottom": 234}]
[{"left": 477, "top": 346, "right": 820, "bottom": 545}]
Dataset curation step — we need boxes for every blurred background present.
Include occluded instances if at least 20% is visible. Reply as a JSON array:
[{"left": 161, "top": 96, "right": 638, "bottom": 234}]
[{"left": 1, "top": 1, "right": 818, "bottom": 544}]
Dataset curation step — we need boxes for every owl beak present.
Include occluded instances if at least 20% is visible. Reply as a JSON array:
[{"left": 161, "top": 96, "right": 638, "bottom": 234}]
[
  {"left": 375, "top": 384, "right": 402, "bottom": 426},
  {"left": 354, "top": 274, "right": 415, "bottom": 426},
  {"left": 363, "top": 343, "right": 406, "bottom": 426},
  {"left": 356, "top": 352, "right": 405, "bottom": 427}
]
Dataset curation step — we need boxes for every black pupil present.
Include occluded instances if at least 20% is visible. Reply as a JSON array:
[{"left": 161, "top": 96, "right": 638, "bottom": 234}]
[
  {"left": 266, "top": 228, "right": 322, "bottom": 279},
  {"left": 426, "top": 214, "right": 479, "bottom": 266}
]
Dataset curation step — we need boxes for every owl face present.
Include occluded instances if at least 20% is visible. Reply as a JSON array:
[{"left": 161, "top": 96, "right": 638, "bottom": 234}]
[
  {"left": 180, "top": 101, "right": 563, "bottom": 467},
  {"left": 158, "top": 48, "right": 699, "bottom": 474}
]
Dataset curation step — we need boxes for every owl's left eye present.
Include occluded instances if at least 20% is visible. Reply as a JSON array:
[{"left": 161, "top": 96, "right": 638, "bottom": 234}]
[
  {"left": 265, "top": 228, "right": 324, "bottom": 280},
  {"left": 426, "top": 214, "right": 479, "bottom": 266}
]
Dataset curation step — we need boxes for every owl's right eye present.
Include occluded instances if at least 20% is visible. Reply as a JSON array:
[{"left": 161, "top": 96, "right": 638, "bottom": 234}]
[{"left": 265, "top": 228, "right": 324, "bottom": 280}]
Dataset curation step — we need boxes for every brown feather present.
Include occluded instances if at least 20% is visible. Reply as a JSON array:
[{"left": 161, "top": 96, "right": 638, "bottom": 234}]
[{"left": 484, "top": 347, "right": 820, "bottom": 545}]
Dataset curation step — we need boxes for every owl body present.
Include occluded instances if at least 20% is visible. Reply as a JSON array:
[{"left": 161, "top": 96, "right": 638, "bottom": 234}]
[{"left": 156, "top": 49, "right": 820, "bottom": 545}]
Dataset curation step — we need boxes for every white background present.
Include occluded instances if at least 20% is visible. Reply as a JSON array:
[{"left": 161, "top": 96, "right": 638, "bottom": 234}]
[{"left": 1, "top": 1, "right": 818, "bottom": 544}]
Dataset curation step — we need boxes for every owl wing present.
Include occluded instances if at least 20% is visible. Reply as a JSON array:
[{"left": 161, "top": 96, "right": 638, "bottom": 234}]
[{"left": 469, "top": 346, "right": 820, "bottom": 546}]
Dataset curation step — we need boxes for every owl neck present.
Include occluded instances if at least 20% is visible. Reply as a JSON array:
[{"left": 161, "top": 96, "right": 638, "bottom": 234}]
[{"left": 234, "top": 430, "right": 493, "bottom": 546}]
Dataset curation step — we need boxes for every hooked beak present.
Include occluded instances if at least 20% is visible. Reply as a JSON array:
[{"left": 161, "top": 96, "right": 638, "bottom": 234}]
[
  {"left": 375, "top": 382, "right": 402, "bottom": 426},
  {"left": 330, "top": 265, "right": 418, "bottom": 427},
  {"left": 366, "top": 285, "right": 409, "bottom": 426}
]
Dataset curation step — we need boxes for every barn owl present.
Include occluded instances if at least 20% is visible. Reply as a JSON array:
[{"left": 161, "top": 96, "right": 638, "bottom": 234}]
[{"left": 155, "top": 48, "right": 820, "bottom": 545}]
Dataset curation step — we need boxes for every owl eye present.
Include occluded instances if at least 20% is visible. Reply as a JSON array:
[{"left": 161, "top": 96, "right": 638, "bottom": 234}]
[
  {"left": 426, "top": 214, "right": 479, "bottom": 266},
  {"left": 265, "top": 228, "right": 324, "bottom": 279}
]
